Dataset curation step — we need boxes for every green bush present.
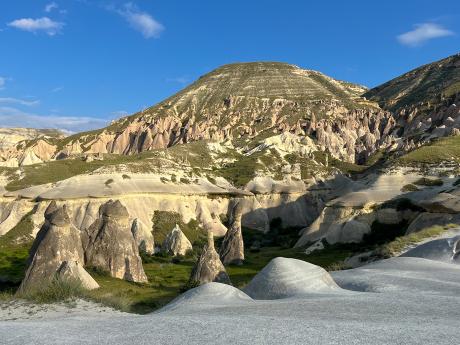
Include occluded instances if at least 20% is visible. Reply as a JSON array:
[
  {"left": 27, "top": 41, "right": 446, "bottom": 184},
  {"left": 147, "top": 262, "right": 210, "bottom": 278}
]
[
  {"left": 17, "top": 277, "right": 85, "bottom": 304},
  {"left": 105, "top": 178, "right": 114, "bottom": 186},
  {"left": 414, "top": 177, "right": 443, "bottom": 187},
  {"left": 179, "top": 280, "right": 200, "bottom": 293},
  {"left": 401, "top": 184, "right": 419, "bottom": 192}
]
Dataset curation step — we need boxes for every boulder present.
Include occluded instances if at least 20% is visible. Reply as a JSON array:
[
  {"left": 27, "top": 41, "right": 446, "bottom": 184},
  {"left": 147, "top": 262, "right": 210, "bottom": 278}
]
[
  {"left": 131, "top": 218, "right": 155, "bottom": 255},
  {"left": 161, "top": 224, "right": 192, "bottom": 256},
  {"left": 18, "top": 204, "right": 86, "bottom": 293},
  {"left": 84, "top": 200, "right": 148, "bottom": 283},
  {"left": 190, "top": 231, "right": 231, "bottom": 285},
  {"left": 56, "top": 261, "right": 100, "bottom": 290},
  {"left": 219, "top": 200, "right": 244, "bottom": 265},
  {"left": 244, "top": 257, "right": 341, "bottom": 299}
]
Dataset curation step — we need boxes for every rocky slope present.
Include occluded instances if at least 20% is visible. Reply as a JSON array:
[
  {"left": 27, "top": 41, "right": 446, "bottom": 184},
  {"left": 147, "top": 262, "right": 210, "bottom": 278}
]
[
  {"left": 365, "top": 53, "right": 460, "bottom": 146},
  {"left": 0, "top": 62, "right": 396, "bottom": 165},
  {"left": 2, "top": 54, "right": 460, "bottom": 306}
]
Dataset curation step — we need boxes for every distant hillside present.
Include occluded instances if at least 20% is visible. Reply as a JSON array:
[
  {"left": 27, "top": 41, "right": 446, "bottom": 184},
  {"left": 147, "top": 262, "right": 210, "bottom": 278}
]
[
  {"left": 365, "top": 53, "right": 460, "bottom": 141},
  {"left": 1, "top": 62, "right": 393, "bottom": 166},
  {"left": 0, "top": 127, "right": 65, "bottom": 151}
]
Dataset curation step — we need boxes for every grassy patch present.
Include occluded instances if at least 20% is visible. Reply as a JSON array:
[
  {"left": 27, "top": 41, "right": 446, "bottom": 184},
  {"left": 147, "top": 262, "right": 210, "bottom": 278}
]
[
  {"left": 0, "top": 212, "right": 34, "bottom": 286},
  {"left": 151, "top": 211, "right": 207, "bottom": 245},
  {"left": 399, "top": 136, "right": 460, "bottom": 164},
  {"left": 378, "top": 224, "right": 457, "bottom": 257},
  {"left": 17, "top": 277, "right": 86, "bottom": 304}
]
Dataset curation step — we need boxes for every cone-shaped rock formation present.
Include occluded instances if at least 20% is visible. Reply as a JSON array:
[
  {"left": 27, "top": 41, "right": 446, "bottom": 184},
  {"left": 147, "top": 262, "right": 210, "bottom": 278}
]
[
  {"left": 190, "top": 231, "right": 231, "bottom": 285},
  {"left": 162, "top": 224, "right": 192, "bottom": 256},
  {"left": 19, "top": 202, "right": 91, "bottom": 292},
  {"left": 219, "top": 200, "right": 245, "bottom": 265},
  {"left": 84, "top": 200, "right": 148, "bottom": 283}
]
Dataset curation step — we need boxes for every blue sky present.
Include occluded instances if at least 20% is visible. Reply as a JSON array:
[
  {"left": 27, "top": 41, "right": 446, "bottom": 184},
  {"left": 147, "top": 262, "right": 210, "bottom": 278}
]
[{"left": 0, "top": 0, "right": 459, "bottom": 132}]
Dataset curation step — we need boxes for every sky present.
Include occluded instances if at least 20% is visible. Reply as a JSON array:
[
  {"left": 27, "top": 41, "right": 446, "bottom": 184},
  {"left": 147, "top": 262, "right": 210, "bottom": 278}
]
[{"left": 0, "top": 0, "right": 459, "bottom": 132}]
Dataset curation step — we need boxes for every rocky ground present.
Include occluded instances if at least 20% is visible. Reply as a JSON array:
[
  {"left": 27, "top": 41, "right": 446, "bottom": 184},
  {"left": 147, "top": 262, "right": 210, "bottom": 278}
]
[{"left": 1, "top": 233, "right": 459, "bottom": 345}]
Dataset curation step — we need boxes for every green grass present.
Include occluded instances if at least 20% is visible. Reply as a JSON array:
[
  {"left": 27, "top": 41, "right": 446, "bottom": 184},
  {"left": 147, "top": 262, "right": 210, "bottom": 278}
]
[
  {"left": 0, "top": 212, "right": 34, "bottom": 286},
  {"left": 151, "top": 211, "right": 207, "bottom": 245},
  {"left": 399, "top": 136, "right": 460, "bottom": 164},
  {"left": 4, "top": 151, "right": 166, "bottom": 191},
  {"left": 378, "top": 224, "right": 457, "bottom": 257},
  {"left": 17, "top": 277, "right": 86, "bottom": 304}
]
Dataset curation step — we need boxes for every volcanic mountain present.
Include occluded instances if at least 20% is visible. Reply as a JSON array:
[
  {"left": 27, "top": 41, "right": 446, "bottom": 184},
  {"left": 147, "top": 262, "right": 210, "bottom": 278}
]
[{"left": 0, "top": 62, "right": 396, "bottom": 166}]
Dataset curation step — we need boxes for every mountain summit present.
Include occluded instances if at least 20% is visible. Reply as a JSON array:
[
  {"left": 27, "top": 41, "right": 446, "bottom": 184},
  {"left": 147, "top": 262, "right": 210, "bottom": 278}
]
[{"left": 0, "top": 62, "right": 395, "bottom": 165}]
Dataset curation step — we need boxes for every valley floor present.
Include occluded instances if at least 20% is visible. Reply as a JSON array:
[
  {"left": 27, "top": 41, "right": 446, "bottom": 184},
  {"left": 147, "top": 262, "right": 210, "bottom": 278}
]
[{"left": 1, "top": 234, "right": 460, "bottom": 345}]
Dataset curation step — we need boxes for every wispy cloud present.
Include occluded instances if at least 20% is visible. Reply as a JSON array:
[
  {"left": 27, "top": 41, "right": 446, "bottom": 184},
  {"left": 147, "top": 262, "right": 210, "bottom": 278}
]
[
  {"left": 114, "top": 2, "right": 164, "bottom": 38},
  {"left": 8, "top": 17, "right": 64, "bottom": 36},
  {"left": 0, "top": 106, "right": 110, "bottom": 132},
  {"left": 0, "top": 77, "right": 6, "bottom": 90},
  {"left": 0, "top": 97, "right": 40, "bottom": 106},
  {"left": 45, "top": 2, "right": 58, "bottom": 13},
  {"left": 397, "top": 23, "right": 454, "bottom": 47},
  {"left": 51, "top": 86, "right": 64, "bottom": 93}
]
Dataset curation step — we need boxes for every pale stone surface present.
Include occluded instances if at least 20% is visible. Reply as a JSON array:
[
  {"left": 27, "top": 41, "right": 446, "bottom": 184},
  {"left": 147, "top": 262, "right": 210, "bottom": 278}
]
[
  {"left": 131, "top": 218, "right": 154, "bottom": 255},
  {"left": 161, "top": 224, "right": 192, "bottom": 256},
  {"left": 18, "top": 203, "right": 85, "bottom": 293},
  {"left": 190, "top": 231, "right": 230, "bottom": 285},
  {"left": 219, "top": 200, "right": 244, "bottom": 265},
  {"left": 84, "top": 200, "right": 148, "bottom": 283},
  {"left": 56, "top": 261, "right": 100, "bottom": 290},
  {"left": 244, "top": 257, "right": 340, "bottom": 299}
]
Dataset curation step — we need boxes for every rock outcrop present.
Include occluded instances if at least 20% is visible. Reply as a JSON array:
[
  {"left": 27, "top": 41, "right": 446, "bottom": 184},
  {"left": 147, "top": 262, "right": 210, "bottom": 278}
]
[
  {"left": 131, "top": 218, "right": 155, "bottom": 255},
  {"left": 190, "top": 231, "right": 231, "bottom": 285},
  {"left": 56, "top": 261, "right": 100, "bottom": 290},
  {"left": 219, "top": 200, "right": 245, "bottom": 265},
  {"left": 18, "top": 202, "right": 89, "bottom": 292},
  {"left": 84, "top": 200, "right": 148, "bottom": 283},
  {"left": 1, "top": 62, "right": 397, "bottom": 165},
  {"left": 161, "top": 224, "right": 192, "bottom": 256},
  {"left": 244, "top": 257, "right": 340, "bottom": 299}
]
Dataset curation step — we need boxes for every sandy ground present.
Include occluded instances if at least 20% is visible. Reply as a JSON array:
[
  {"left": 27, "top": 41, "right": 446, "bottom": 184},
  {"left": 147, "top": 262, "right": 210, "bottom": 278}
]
[{"left": 1, "top": 236, "right": 460, "bottom": 345}]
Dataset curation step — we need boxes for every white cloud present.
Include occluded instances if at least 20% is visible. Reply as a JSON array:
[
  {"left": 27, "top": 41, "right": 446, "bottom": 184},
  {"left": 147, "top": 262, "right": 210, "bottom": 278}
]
[
  {"left": 0, "top": 77, "right": 5, "bottom": 90},
  {"left": 397, "top": 23, "right": 454, "bottom": 47},
  {"left": 0, "top": 97, "right": 40, "bottom": 106},
  {"left": 8, "top": 17, "right": 64, "bottom": 36},
  {"left": 45, "top": 2, "right": 58, "bottom": 13},
  {"left": 51, "top": 86, "right": 64, "bottom": 93},
  {"left": 0, "top": 106, "right": 110, "bottom": 132},
  {"left": 116, "top": 2, "right": 164, "bottom": 38}
]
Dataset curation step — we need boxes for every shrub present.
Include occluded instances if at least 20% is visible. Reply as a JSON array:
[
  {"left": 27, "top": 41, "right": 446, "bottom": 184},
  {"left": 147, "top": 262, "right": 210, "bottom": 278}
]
[
  {"left": 122, "top": 174, "right": 131, "bottom": 179},
  {"left": 170, "top": 174, "right": 177, "bottom": 183},
  {"left": 401, "top": 184, "right": 419, "bottom": 192},
  {"left": 180, "top": 177, "right": 190, "bottom": 184},
  {"left": 17, "top": 277, "right": 85, "bottom": 304},
  {"left": 326, "top": 261, "right": 350, "bottom": 271},
  {"left": 179, "top": 280, "right": 200, "bottom": 293},
  {"left": 160, "top": 177, "right": 169, "bottom": 184},
  {"left": 105, "top": 178, "right": 114, "bottom": 187},
  {"left": 414, "top": 177, "right": 443, "bottom": 187}
]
